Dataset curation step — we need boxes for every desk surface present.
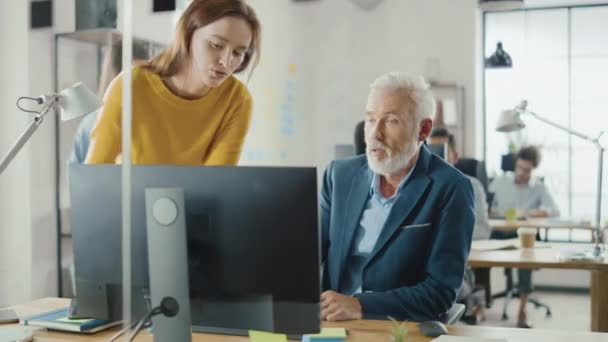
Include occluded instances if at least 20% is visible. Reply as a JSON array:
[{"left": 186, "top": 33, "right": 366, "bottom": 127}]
[
  {"left": 4, "top": 298, "right": 608, "bottom": 342},
  {"left": 468, "top": 242, "right": 608, "bottom": 270},
  {"left": 489, "top": 218, "right": 597, "bottom": 230}
]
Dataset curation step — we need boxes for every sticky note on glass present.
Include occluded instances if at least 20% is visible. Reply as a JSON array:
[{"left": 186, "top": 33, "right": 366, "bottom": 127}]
[{"left": 249, "top": 330, "right": 288, "bottom": 342}]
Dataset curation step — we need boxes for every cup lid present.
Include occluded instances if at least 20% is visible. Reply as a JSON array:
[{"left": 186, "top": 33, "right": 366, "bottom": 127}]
[{"left": 518, "top": 227, "right": 537, "bottom": 235}]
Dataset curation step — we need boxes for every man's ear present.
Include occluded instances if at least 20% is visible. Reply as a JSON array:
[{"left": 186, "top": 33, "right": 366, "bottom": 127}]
[{"left": 418, "top": 118, "right": 433, "bottom": 141}]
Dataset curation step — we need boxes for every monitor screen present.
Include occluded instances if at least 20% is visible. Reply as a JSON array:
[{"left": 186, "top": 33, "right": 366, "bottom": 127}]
[
  {"left": 428, "top": 143, "right": 447, "bottom": 160},
  {"left": 69, "top": 165, "right": 320, "bottom": 335}
]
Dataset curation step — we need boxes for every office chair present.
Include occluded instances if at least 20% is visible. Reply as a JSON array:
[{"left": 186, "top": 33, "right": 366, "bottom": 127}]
[
  {"left": 490, "top": 230, "right": 552, "bottom": 320},
  {"left": 491, "top": 152, "right": 552, "bottom": 320},
  {"left": 454, "top": 158, "right": 489, "bottom": 194},
  {"left": 501, "top": 153, "right": 516, "bottom": 172},
  {"left": 354, "top": 120, "right": 365, "bottom": 155}
]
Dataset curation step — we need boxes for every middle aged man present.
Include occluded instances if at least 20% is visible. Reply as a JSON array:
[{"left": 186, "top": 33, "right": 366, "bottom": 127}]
[{"left": 320, "top": 72, "right": 475, "bottom": 322}]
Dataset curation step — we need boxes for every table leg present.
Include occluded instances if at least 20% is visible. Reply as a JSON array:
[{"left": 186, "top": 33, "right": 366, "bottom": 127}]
[{"left": 591, "top": 270, "right": 608, "bottom": 332}]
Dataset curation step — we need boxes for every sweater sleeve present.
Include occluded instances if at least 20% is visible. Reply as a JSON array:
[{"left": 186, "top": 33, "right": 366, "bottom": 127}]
[
  {"left": 85, "top": 75, "right": 122, "bottom": 164},
  {"left": 203, "top": 92, "right": 252, "bottom": 165}
]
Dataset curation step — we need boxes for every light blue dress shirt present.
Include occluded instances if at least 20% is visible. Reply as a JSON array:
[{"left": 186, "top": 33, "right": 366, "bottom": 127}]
[
  {"left": 340, "top": 161, "right": 417, "bottom": 295},
  {"left": 69, "top": 111, "right": 98, "bottom": 164}
]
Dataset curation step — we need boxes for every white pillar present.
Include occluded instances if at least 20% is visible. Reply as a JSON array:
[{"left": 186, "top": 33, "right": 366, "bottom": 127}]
[{"left": 0, "top": 1, "right": 34, "bottom": 306}]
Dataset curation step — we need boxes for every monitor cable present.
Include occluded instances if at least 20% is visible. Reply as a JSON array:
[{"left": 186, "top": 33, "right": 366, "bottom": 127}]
[
  {"left": 107, "top": 297, "right": 179, "bottom": 342},
  {"left": 127, "top": 297, "right": 180, "bottom": 341}
]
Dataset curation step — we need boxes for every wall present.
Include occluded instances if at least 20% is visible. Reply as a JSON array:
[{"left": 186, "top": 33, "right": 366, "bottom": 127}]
[{"left": 234, "top": 0, "right": 481, "bottom": 169}]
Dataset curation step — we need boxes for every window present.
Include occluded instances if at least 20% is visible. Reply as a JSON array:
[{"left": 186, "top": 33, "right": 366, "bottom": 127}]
[{"left": 484, "top": 5, "right": 608, "bottom": 241}]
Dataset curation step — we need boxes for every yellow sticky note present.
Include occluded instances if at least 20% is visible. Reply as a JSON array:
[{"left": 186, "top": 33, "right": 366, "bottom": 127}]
[
  {"left": 248, "top": 330, "right": 288, "bottom": 342},
  {"left": 308, "top": 327, "right": 347, "bottom": 338},
  {"left": 56, "top": 317, "right": 94, "bottom": 324}
]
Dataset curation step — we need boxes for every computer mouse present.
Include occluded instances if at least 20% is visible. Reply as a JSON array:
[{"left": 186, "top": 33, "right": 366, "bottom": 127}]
[{"left": 419, "top": 320, "right": 448, "bottom": 337}]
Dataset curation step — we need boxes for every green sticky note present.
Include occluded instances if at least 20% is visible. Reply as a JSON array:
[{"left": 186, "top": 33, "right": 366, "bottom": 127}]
[
  {"left": 56, "top": 317, "right": 94, "bottom": 324},
  {"left": 248, "top": 330, "right": 288, "bottom": 342},
  {"left": 308, "top": 327, "right": 347, "bottom": 338}
]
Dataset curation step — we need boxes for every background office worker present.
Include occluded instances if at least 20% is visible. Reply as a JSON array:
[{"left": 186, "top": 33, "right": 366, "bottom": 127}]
[
  {"left": 320, "top": 72, "right": 475, "bottom": 322},
  {"left": 490, "top": 145, "right": 559, "bottom": 328},
  {"left": 86, "top": 0, "right": 261, "bottom": 165},
  {"left": 428, "top": 128, "right": 490, "bottom": 322},
  {"left": 428, "top": 128, "right": 491, "bottom": 240},
  {"left": 70, "top": 39, "right": 150, "bottom": 164}
]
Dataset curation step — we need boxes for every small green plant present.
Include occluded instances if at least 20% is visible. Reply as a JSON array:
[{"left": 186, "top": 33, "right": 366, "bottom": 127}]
[{"left": 388, "top": 316, "right": 409, "bottom": 342}]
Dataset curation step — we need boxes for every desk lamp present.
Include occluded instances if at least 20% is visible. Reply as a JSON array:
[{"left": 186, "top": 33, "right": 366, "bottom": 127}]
[
  {"left": 0, "top": 82, "right": 101, "bottom": 174},
  {"left": 496, "top": 100, "right": 606, "bottom": 259}
]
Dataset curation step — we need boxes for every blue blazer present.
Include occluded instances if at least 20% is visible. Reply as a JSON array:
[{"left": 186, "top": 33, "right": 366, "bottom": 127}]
[{"left": 320, "top": 145, "right": 475, "bottom": 321}]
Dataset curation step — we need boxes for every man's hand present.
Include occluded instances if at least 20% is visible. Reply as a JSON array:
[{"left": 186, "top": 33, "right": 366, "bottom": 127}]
[
  {"left": 526, "top": 209, "right": 549, "bottom": 218},
  {"left": 320, "top": 290, "right": 362, "bottom": 321}
]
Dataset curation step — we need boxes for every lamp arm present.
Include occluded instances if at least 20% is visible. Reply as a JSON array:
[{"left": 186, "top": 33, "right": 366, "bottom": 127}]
[
  {"left": 526, "top": 110, "right": 606, "bottom": 256},
  {"left": 0, "top": 102, "right": 54, "bottom": 175},
  {"left": 526, "top": 110, "right": 594, "bottom": 142}
]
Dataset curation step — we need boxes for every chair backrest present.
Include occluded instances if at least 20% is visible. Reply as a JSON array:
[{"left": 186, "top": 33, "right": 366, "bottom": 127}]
[
  {"left": 501, "top": 153, "right": 516, "bottom": 172},
  {"left": 454, "top": 158, "right": 489, "bottom": 194},
  {"left": 354, "top": 120, "right": 366, "bottom": 155}
]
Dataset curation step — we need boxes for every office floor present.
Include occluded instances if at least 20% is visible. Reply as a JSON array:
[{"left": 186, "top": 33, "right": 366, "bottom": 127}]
[{"left": 465, "top": 290, "right": 590, "bottom": 331}]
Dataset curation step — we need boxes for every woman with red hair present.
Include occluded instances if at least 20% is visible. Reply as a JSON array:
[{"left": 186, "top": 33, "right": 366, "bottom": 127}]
[{"left": 86, "top": 0, "right": 261, "bottom": 165}]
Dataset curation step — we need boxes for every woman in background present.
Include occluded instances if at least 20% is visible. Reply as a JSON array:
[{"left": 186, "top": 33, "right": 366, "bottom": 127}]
[{"left": 86, "top": 0, "right": 261, "bottom": 165}]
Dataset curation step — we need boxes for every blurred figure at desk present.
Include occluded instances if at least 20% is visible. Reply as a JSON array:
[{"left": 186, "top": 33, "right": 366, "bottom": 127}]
[
  {"left": 489, "top": 145, "right": 559, "bottom": 328},
  {"left": 429, "top": 128, "right": 489, "bottom": 323}
]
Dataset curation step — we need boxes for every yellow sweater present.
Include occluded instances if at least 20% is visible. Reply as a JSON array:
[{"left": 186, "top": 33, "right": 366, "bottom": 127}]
[{"left": 86, "top": 67, "right": 252, "bottom": 165}]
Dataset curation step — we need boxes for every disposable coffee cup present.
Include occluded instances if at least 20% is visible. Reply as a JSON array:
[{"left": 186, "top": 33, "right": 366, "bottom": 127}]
[{"left": 518, "top": 228, "right": 537, "bottom": 248}]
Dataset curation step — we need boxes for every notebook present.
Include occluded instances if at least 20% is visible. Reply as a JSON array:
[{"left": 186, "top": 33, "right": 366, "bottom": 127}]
[{"left": 20, "top": 307, "right": 121, "bottom": 333}]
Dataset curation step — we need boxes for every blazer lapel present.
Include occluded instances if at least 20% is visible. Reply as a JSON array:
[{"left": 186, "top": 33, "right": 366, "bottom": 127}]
[
  {"left": 335, "top": 164, "right": 373, "bottom": 289},
  {"left": 366, "top": 146, "right": 432, "bottom": 265}
]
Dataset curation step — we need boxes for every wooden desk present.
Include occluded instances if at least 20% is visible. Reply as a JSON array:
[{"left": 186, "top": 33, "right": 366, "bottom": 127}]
[
  {"left": 469, "top": 242, "right": 608, "bottom": 332},
  {"left": 4, "top": 298, "right": 608, "bottom": 342}
]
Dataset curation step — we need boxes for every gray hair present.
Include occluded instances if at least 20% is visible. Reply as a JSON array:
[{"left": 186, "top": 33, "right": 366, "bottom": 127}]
[{"left": 369, "top": 72, "right": 436, "bottom": 122}]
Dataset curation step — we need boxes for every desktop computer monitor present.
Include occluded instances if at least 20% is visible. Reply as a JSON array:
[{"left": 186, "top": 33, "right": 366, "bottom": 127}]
[
  {"left": 428, "top": 143, "right": 447, "bottom": 160},
  {"left": 69, "top": 164, "right": 320, "bottom": 335}
]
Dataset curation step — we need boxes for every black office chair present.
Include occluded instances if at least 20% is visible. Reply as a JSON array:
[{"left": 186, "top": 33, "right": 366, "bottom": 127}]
[
  {"left": 454, "top": 158, "right": 489, "bottom": 194},
  {"left": 354, "top": 120, "right": 365, "bottom": 155},
  {"left": 490, "top": 231, "right": 552, "bottom": 320},
  {"left": 501, "top": 153, "right": 516, "bottom": 172}
]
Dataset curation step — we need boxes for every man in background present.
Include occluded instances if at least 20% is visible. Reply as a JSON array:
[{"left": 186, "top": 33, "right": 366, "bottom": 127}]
[
  {"left": 490, "top": 145, "right": 559, "bottom": 328},
  {"left": 428, "top": 127, "right": 490, "bottom": 323},
  {"left": 428, "top": 128, "right": 491, "bottom": 240}
]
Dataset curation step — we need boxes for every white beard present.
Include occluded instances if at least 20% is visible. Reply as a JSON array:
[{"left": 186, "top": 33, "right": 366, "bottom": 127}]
[{"left": 367, "top": 139, "right": 420, "bottom": 175}]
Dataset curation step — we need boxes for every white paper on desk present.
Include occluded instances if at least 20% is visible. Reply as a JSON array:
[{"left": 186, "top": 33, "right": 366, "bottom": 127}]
[
  {"left": 471, "top": 239, "right": 518, "bottom": 251},
  {"left": 432, "top": 336, "right": 507, "bottom": 342}
]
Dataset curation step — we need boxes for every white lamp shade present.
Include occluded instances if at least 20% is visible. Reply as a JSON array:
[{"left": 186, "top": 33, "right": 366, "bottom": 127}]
[
  {"left": 496, "top": 109, "right": 525, "bottom": 132},
  {"left": 58, "top": 82, "right": 102, "bottom": 121}
]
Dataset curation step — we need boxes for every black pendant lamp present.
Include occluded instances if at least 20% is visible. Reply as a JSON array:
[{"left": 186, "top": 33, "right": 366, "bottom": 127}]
[{"left": 485, "top": 41, "right": 512, "bottom": 68}]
